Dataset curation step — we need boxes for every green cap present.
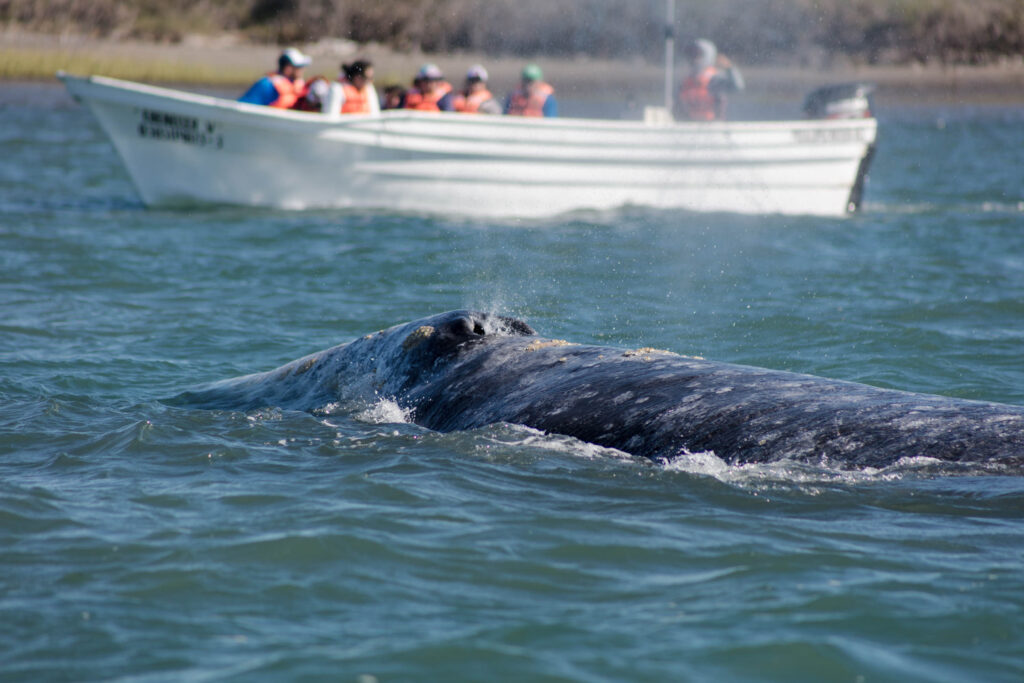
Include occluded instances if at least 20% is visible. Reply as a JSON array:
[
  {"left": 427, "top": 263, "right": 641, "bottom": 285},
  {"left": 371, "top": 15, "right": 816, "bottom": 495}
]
[{"left": 521, "top": 64, "right": 543, "bottom": 82}]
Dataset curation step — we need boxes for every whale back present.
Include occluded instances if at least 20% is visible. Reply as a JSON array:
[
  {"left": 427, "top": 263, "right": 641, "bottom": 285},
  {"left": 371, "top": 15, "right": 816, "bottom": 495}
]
[
  {"left": 171, "top": 310, "right": 535, "bottom": 412},
  {"left": 172, "top": 311, "right": 1024, "bottom": 469},
  {"left": 403, "top": 338, "right": 1024, "bottom": 467}
]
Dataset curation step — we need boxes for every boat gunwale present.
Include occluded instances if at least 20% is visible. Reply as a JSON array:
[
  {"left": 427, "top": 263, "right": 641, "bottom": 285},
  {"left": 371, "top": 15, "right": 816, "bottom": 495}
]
[{"left": 58, "top": 71, "right": 878, "bottom": 137}]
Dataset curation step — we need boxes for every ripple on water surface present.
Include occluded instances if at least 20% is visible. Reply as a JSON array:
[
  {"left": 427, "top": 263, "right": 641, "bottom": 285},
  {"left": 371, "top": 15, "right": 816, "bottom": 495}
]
[{"left": 2, "top": 87, "right": 1024, "bottom": 681}]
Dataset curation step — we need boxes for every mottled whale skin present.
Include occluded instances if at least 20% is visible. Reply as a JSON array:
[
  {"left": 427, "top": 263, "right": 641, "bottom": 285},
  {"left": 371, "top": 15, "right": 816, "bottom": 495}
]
[{"left": 176, "top": 310, "right": 1024, "bottom": 469}]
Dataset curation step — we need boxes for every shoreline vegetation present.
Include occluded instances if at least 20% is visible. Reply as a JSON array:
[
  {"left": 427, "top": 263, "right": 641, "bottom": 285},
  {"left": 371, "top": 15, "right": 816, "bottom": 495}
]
[
  {"left": 4, "top": 0, "right": 1024, "bottom": 107},
  {"left": 6, "top": 31, "right": 1023, "bottom": 107},
  {"left": 5, "top": 0, "right": 1023, "bottom": 66}
]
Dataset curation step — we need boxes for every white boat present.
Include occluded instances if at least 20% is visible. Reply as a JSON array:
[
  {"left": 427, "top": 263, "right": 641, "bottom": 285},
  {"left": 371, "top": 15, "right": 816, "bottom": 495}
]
[{"left": 59, "top": 72, "right": 877, "bottom": 218}]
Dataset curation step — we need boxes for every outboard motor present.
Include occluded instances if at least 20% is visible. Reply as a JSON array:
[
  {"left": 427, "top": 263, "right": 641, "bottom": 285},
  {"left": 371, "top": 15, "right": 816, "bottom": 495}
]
[{"left": 803, "top": 82, "right": 875, "bottom": 119}]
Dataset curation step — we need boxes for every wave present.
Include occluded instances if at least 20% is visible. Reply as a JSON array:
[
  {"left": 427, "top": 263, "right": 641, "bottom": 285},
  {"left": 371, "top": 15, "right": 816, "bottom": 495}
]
[{"left": 862, "top": 200, "right": 1024, "bottom": 216}]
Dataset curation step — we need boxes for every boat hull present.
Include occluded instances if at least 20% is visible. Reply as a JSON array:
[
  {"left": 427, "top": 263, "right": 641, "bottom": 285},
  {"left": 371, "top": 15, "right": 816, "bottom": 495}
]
[{"left": 60, "top": 73, "right": 877, "bottom": 217}]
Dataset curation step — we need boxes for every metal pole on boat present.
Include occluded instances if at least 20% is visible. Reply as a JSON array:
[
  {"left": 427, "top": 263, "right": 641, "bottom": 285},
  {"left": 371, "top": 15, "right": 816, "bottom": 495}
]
[{"left": 664, "top": 0, "right": 675, "bottom": 112}]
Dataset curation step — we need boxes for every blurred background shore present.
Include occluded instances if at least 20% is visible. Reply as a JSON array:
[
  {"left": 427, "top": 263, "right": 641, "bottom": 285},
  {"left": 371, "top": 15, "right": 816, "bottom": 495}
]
[
  {"left": 3, "top": 0, "right": 1023, "bottom": 108},
  {"left": 5, "top": 30, "right": 1023, "bottom": 109}
]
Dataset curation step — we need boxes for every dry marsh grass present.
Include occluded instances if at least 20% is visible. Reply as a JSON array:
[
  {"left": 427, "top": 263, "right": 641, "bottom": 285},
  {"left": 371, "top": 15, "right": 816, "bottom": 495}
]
[
  {"left": 0, "top": 47, "right": 256, "bottom": 83},
  {"left": 4, "top": 32, "right": 1022, "bottom": 105}
]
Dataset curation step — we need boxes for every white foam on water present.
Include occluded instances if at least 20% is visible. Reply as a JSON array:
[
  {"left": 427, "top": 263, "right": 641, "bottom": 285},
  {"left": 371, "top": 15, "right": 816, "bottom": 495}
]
[
  {"left": 661, "top": 449, "right": 733, "bottom": 477},
  {"left": 353, "top": 396, "right": 413, "bottom": 425},
  {"left": 314, "top": 401, "right": 345, "bottom": 416},
  {"left": 864, "top": 199, "right": 1024, "bottom": 216},
  {"left": 459, "top": 427, "right": 998, "bottom": 484},
  {"left": 476, "top": 423, "right": 636, "bottom": 463},
  {"left": 657, "top": 447, "right": 967, "bottom": 488},
  {"left": 981, "top": 200, "right": 1024, "bottom": 213},
  {"left": 307, "top": 401, "right": 1016, "bottom": 481},
  {"left": 861, "top": 455, "right": 944, "bottom": 474}
]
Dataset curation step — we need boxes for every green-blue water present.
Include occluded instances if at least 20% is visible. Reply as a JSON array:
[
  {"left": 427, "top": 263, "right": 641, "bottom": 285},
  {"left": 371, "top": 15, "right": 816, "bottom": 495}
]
[{"left": 2, "top": 84, "right": 1023, "bottom": 681}]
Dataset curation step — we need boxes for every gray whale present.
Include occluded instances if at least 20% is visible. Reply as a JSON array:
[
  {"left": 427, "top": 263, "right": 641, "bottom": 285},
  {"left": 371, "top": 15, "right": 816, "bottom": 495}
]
[{"left": 175, "top": 310, "right": 1024, "bottom": 469}]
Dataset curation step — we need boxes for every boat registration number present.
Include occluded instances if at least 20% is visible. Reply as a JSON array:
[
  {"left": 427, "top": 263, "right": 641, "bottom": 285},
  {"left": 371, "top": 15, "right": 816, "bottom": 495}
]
[
  {"left": 136, "top": 108, "right": 224, "bottom": 149},
  {"left": 792, "top": 128, "right": 866, "bottom": 144}
]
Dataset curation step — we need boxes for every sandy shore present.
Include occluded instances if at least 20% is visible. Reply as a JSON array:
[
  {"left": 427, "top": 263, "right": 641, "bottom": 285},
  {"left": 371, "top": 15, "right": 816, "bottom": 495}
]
[{"left": 4, "top": 30, "right": 1023, "bottom": 106}]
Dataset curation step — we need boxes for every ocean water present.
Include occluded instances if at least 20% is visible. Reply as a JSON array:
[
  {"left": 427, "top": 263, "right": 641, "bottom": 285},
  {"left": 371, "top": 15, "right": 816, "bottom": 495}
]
[{"left": 2, "top": 83, "right": 1024, "bottom": 681}]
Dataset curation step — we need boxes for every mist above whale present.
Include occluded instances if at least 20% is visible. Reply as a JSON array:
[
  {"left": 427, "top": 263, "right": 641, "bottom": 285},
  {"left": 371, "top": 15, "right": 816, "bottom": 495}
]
[{"left": 174, "top": 310, "right": 1024, "bottom": 470}]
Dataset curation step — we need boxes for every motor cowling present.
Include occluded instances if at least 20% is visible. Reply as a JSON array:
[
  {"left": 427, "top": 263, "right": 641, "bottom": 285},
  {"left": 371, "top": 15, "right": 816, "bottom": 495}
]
[{"left": 803, "top": 83, "right": 875, "bottom": 119}]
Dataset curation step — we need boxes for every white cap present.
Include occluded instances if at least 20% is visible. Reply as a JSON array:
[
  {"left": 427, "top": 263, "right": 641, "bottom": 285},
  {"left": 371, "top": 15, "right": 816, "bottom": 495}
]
[
  {"left": 417, "top": 63, "right": 444, "bottom": 80},
  {"left": 466, "top": 64, "right": 488, "bottom": 82},
  {"left": 686, "top": 39, "right": 716, "bottom": 71},
  {"left": 280, "top": 47, "right": 312, "bottom": 68}
]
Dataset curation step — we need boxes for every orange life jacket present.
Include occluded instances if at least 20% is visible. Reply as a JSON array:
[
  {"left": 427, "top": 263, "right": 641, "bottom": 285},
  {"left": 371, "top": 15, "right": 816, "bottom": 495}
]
[
  {"left": 404, "top": 82, "right": 453, "bottom": 112},
  {"left": 505, "top": 82, "right": 554, "bottom": 117},
  {"left": 453, "top": 88, "right": 495, "bottom": 114},
  {"left": 678, "top": 67, "right": 717, "bottom": 121},
  {"left": 268, "top": 73, "right": 307, "bottom": 109},
  {"left": 339, "top": 79, "right": 371, "bottom": 114}
]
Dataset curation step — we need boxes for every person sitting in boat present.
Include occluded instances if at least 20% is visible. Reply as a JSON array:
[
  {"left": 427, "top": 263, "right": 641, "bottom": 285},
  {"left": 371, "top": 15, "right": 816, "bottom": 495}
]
[
  {"left": 403, "top": 64, "right": 455, "bottom": 112},
  {"left": 380, "top": 85, "right": 406, "bottom": 110},
  {"left": 293, "top": 76, "right": 330, "bottom": 112},
  {"left": 504, "top": 64, "right": 557, "bottom": 117},
  {"left": 452, "top": 65, "right": 501, "bottom": 115},
  {"left": 336, "top": 59, "right": 381, "bottom": 115},
  {"left": 238, "top": 48, "right": 312, "bottom": 109},
  {"left": 675, "top": 39, "right": 744, "bottom": 121}
]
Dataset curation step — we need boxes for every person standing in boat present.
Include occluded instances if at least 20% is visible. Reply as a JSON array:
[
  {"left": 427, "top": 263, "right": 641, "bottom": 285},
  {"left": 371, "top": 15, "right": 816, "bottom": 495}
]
[
  {"left": 452, "top": 65, "right": 501, "bottom": 114},
  {"left": 403, "top": 64, "right": 455, "bottom": 112},
  {"left": 504, "top": 64, "right": 557, "bottom": 117},
  {"left": 238, "top": 48, "right": 312, "bottom": 109},
  {"left": 333, "top": 59, "right": 380, "bottom": 115},
  {"left": 675, "top": 39, "right": 744, "bottom": 121}
]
